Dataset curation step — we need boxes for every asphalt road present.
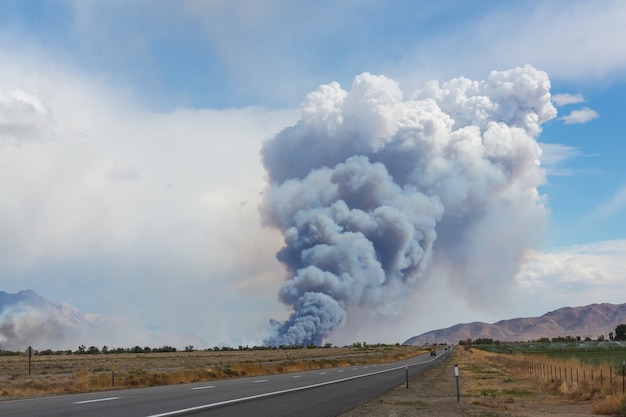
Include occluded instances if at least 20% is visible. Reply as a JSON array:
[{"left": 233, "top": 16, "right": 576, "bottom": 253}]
[{"left": 0, "top": 349, "right": 450, "bottom": 417}]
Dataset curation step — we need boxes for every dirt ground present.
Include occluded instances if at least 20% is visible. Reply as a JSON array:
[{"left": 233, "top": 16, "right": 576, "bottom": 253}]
[{"left": 339, "top": 348, "right": 609, "bottom": 417}]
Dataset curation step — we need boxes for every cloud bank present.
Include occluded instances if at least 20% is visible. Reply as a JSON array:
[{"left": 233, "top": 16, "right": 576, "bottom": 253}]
[
  {"left": 0, "top": 68, "right": 298, "bottom": 349},
  {"left": 517, "top": 240, "right": 626, "bottom": 309},
  {"left": 260, "top": 65, "right": 555, "bottom": 346}
]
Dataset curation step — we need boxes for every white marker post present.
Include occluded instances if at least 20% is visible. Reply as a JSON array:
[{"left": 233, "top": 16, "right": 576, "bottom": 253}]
[
  {"left": 405, "top": 361, "right": 409, "bottom": 389},
  {"left": 455, "top": 364, "right": 460, "bottom": 402}
]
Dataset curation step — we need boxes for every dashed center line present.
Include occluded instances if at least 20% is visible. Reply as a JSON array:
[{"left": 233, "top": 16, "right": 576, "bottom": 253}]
[
  {"left": 145, "top": 362, "right": 416, "bottom": 417},
  {"left": 253, "top": 380, "right": 269, "bottom": 383},
  {"left": 74, "top": 397, "right": 121, "bottom": 404},
  {"left": 191, "top": 386, "right": 215, "bottom": 390}
]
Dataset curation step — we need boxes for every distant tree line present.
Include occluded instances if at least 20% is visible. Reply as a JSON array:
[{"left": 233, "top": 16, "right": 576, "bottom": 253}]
[
  {"left": 458, "top": 323, "right": 626, "bottom": 346},
  {"left": 35, "top": 345, "right": 180, "bottom": 355},
  {"left": 1, "top": 342, "right": 405, "bottom": 356}
]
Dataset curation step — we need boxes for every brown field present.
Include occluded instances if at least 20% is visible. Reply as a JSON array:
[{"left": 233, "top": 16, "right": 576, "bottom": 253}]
[
  {"left": 340, "top": 347, "right": 626, "bottom": 416},
  {"left": 0, "top": 345, "right": 426, "bottom": 399}
]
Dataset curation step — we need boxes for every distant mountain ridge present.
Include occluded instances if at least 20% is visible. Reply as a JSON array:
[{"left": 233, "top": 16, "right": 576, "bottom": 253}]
[
  {"left": 404, "top": 302, "right": 626, "bottom": 346},
  {"left": 0, "top": 290, "right": 208, "bottom": 351},
  {"left": 0, "top": 289, "right": 102, "bottom": 351},
  {"left": 1, "top": 289, "right": 60, "bottom": 311}
]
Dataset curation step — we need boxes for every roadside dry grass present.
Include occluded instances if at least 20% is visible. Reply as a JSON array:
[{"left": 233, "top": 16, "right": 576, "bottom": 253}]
[
  {"left": 0, "top": 345, "right": 424, "bottom": 399},
  {"left": 339, "top": 348, "right": 626, "bottom": 416}
]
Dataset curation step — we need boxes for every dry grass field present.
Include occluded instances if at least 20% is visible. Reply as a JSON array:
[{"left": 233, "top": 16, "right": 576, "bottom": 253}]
[
  {"left": 341, "top": 347, "right": 626, "bottom": 416},
  {"left": 0, "top": 345, "right": 425, "bottom": 399}
]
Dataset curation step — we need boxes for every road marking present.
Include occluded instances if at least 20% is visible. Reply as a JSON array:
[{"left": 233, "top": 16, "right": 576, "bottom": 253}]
[
  {"left": 145, "top": 362, "right": 427, "bottom": 417},
  {"left": 191, "top": 385, "right": 216, "bottom": 390},
  {"left": 319, "top": 372, "right": 327, "bottom": 375},
  {"left": 292, "top": 375, "right": 302, "bottom": 378},
  {"left": 338, "top": 369, "right": 344, "bottom": 372},
  {"left": 74, "top": 397, "right": 120, "bottom": 404},
  {"left": 253, "top": 380, "right": 268, "bottom": 383}
]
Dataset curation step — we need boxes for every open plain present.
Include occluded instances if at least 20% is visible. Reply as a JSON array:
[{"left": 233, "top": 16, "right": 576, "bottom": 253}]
[
  {"left": 0, "top": 345, "right": 424, "bottom": 398},
  {"left": 4, "top": 345, "right": 626, "bottom": 416}
]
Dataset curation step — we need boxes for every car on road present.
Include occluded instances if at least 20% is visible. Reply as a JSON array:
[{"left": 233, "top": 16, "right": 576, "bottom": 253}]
[{"left": 430, "top": 350, "right": 436, "bottom": 356}]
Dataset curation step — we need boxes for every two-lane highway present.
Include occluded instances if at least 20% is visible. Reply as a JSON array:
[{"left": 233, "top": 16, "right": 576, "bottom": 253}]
[{"left": 0, "top": 349, "right": 450, "bottom": 417}]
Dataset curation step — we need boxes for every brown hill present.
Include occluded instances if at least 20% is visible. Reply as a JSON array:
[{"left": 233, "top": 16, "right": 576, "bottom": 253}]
[{"left": 403, "top": 302, "right": 626, "bottom": 345}]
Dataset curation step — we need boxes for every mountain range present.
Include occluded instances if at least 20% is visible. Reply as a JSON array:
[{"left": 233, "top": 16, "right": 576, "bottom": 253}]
[
  {"left": 3, "top": 290, "right": 626, "bottom": 350},
  {"left": 0, "top": 289, "right": 102, "bottom": 351},
  {"left": 404, "top": 302, "right": 626, "bottom": 346}
]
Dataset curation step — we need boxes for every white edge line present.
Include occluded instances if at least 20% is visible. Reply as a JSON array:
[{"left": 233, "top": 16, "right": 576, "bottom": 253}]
[
  {"left": 145, "top": 357, "right": 439, "bottom": 417},
  {"left": 74, "top": 397, "right": 121, "bottom": 404},
  {"left": 191, "top": 385, "right": 216, "bottom": 390}
]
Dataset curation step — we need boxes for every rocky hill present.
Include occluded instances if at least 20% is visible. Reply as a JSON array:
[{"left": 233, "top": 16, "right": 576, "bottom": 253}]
[{"left": 404, "top": 302, "right": 626, "bottom": 346}]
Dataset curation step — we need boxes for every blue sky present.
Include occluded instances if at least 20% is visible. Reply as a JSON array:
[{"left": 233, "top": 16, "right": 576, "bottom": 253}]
[{"left": 0, "top": 0, "right": 625, "bottom": 349}]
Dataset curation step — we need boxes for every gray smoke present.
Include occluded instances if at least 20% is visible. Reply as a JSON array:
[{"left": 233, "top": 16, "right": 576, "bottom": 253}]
[
  {"left": 0, "top": 308, "right": 67, "bottom": 351},
  {"left": 0, "top": 290, "right": 100, "bottom": 351},
  {"left": 261, "top": 65, "right": 556, "bottom": 346}
]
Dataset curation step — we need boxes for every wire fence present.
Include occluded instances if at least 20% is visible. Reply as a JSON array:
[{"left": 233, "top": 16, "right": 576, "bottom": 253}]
[{"left": 486, "top": 354, "right": 626, "bottom": 398}]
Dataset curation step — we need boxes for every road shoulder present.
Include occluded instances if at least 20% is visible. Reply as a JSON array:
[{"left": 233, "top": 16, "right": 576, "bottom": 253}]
[{"left": 339, "top": 348, "right": 603, "bottom": 416}]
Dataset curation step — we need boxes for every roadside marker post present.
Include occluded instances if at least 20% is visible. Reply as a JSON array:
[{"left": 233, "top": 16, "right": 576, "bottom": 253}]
[
  {"left": 455, "top": 364, "right": 460, "bottom": 402},
  {"left": 405, "top": 362, "right": 409, "bottom": 389}
]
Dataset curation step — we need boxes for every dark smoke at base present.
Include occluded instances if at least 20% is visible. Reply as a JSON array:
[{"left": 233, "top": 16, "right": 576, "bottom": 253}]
[{"left": 261, "top": 66, "right": 555, "bottom": 346}]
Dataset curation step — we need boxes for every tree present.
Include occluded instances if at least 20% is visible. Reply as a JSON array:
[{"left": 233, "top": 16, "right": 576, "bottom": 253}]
[
  {"left": 87, "top": 346, "right": 100, "bottom": 354},
  {"left": 615, "top": 324, "right": 626, "bottom": 341}
]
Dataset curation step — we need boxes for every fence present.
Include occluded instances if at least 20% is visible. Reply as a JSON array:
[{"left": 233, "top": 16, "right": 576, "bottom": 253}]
[{"left": 486, "top": 353, "right": 626, "bottom": 398}]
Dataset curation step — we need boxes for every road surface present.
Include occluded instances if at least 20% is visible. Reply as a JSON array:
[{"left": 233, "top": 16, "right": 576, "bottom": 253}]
[{"left": 0, "top": 349, "right": 450, "bottom": 417}]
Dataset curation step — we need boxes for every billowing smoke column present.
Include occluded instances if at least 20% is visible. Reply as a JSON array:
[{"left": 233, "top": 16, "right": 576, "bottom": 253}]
[{"left": 261, "top": 65, "right": 556, "bottom": 346}]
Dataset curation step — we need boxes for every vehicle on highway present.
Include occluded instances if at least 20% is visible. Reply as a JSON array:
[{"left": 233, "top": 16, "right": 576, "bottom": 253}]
[{"left": 430, "top": 350, "right": 436, "bottom": 356}]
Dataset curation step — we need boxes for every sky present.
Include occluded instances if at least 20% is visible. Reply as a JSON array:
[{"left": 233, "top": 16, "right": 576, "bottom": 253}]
[{"left": 0, "top": 0, "right": 625, "bottom": 350}]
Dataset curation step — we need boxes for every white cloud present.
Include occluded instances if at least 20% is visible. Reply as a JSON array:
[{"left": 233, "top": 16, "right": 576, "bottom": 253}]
[
  {"left": 0, "top": 66, "right": 299, "bottom": 348},
  {"left": 560, "top": 107, "right": 599, "bottom": 124},
  {"left": 52, "top": 2, "right": 626, "bottom": 110},
  {"left": 516, "top": 240, "right": 626, "bottom": 311},
  {"left": 0, "top": 89, "right": 53, "bottom": 145},
  {"left": 552, "top": 93, "right": 585, "bottom": 106},
  {"left": 398, "top": 1, "right": 626, "bottom": 90}
]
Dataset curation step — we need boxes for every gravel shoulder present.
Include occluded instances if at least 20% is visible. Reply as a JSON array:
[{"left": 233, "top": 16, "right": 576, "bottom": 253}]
[{"left": 339, "top": 348, "right": 607, "bottom": 417}]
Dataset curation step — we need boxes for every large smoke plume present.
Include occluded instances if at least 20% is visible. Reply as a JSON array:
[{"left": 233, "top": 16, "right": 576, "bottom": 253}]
[{"left": 261, "top": 65, "right": 555, "bottom": 346}]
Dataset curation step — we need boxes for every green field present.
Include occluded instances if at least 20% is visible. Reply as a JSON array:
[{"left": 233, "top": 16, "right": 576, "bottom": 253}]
[{"left": 475, "top": 341, "right": 626, "bottom": 368}]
